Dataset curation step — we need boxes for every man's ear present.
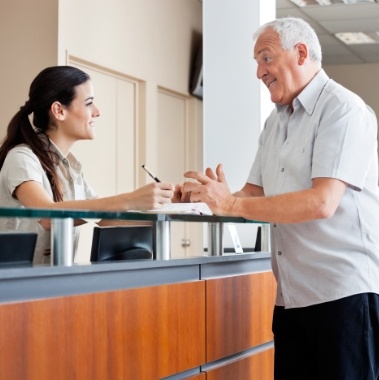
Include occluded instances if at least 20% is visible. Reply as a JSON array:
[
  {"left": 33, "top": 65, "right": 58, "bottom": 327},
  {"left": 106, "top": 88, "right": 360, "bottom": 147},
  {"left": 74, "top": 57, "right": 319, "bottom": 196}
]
[
  {"left": 50, "top": 101, "right": 65, "bottom": 121},
  {"left": 296, "top": 42, "right": 308, "bottom": 65}
]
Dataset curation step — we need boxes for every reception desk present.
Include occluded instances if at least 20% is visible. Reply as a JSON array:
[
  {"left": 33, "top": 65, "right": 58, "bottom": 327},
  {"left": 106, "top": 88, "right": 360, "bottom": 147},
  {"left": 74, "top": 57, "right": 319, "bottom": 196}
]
[{"left": 0, "top": 208, "right": 275, "bottom": 380}]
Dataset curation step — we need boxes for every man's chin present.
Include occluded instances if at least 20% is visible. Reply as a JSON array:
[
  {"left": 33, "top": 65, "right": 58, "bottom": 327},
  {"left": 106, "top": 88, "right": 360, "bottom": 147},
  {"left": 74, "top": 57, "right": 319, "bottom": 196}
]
[
  {"left": 270, "top": 94, "right": 280, "bottom": 104},
  {"left": 270, "top": 94, "right": 286, "bottom": 106}
]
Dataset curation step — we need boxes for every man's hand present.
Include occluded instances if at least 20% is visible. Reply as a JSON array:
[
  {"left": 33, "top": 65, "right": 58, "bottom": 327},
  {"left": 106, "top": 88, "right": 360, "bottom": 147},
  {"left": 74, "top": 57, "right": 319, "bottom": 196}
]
[{"left": 183, "top": 164, "right": 235, "bottom": 215}]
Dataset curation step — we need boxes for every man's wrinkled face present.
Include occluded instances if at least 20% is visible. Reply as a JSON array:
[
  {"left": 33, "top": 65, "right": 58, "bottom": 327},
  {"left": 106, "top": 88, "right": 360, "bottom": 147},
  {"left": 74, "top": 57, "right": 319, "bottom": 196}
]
[{"left": 254, "top": 28, "right": 302, "bottom": 107}]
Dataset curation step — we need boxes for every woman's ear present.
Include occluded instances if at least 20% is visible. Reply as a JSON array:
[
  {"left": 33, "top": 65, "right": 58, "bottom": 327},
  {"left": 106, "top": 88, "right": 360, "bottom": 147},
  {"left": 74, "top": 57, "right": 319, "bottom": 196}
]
[{"left": 50, "top": 101, "right": 65, "bottom": 121}]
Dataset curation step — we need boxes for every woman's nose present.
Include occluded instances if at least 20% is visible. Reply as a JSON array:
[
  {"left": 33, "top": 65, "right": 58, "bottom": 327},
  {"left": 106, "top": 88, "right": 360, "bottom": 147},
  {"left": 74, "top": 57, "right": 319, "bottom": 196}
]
[{"left": 93, "top": 103, "right": 101, "bottom": 117}]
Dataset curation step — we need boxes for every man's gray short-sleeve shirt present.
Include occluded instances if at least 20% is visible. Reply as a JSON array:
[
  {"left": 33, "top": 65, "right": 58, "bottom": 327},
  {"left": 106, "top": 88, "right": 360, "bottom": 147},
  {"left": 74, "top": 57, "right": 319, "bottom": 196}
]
[{"left": 248, "top": 69, "right": 379, "bottom": 308}]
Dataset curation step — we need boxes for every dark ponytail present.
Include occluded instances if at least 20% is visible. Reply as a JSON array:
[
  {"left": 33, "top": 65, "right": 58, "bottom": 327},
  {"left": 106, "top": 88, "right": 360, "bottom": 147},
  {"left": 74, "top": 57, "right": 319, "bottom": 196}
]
[{"left": 0, "top": 66, "right": 90, "bottom": 202}]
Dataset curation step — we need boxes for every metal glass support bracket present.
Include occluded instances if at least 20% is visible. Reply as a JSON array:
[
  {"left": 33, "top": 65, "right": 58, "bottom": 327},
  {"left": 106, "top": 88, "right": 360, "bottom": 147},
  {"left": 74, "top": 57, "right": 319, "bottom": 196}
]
[
  {"left": 154, "top": 220, "right": 171, "bottom": 260},
  {"left": 51, "top": 218, "right": 74, "bottom": 266},
  {"left": 207, "top": 222, "right": 224, "bottom": 256}
]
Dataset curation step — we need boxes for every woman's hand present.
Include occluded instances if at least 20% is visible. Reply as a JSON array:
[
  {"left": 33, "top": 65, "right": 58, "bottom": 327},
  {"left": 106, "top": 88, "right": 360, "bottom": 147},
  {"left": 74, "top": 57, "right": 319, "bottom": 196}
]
[{"left": 121, "top": 182, "right": 175, "bottom": 211}]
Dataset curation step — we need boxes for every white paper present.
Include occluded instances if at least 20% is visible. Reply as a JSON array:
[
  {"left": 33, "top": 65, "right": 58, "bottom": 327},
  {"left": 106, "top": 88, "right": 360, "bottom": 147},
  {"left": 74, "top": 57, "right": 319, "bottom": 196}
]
[{"left": 146, "top": 202, "right": 213, "bottom": 215}]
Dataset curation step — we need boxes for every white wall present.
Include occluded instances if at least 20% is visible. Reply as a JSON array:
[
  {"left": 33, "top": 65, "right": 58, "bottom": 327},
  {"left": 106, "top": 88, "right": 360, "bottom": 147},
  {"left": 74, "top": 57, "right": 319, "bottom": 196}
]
[
  {"left": 203, "top": 0, "right": 275, "bottom": 248},
  {"left": 203, "top": 0, "right": 276, "bottom": 191}
]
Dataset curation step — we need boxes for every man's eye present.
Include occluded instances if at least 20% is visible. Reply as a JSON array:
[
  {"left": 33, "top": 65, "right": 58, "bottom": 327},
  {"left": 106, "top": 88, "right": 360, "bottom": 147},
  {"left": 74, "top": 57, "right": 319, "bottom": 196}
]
[{"left": 263, "top": 56, "right": 272, "bottom": 63}]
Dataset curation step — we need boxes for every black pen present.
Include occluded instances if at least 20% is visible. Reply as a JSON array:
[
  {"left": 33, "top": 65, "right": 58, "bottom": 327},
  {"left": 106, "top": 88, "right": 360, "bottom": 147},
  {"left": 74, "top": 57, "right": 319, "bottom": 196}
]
[{"left": 142, "top": 164, "right": 161, "bottom": 182}]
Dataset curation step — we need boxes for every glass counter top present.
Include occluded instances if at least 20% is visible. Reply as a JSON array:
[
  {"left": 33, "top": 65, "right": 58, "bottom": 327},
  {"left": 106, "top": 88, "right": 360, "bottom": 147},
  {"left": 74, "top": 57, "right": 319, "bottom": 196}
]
[
  {"left": 0, "top": 206, "right": 264, "bottom": 224},
  {"left": 0, "top": 206, "right": 268, "bottom": 266}
]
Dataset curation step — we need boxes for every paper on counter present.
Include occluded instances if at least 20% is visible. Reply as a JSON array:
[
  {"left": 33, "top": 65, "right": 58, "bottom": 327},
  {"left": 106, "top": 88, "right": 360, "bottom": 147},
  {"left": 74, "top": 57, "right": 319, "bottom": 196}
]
[{"left": 147, "top": 202, "right": 212, "bottom": 215}]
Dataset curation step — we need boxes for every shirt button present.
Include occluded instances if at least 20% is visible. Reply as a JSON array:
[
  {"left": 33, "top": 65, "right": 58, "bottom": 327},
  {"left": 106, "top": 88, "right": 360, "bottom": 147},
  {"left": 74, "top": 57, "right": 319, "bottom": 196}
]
[
  {"left": 281, "top": 168, "right": 285, "bottom": 172},
  {"left": 278, "top": 251, "right": 282, "bottom": 256},
  {"left": 273, "top": 223, "right": 277, "bottom": 228}
]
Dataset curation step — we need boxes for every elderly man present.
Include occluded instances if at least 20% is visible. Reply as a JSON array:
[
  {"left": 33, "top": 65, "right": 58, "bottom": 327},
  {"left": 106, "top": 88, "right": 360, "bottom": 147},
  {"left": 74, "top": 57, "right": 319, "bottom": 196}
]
[{"left": 183, "top": 17, "right": 379, "bottom": 380}]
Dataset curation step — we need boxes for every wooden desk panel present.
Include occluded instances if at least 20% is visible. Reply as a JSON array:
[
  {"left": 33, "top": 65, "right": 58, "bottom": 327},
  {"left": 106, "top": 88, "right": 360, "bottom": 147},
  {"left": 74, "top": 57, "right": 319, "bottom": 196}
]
[
  {"left": 206, "top": 271, "right": 276, "bottom": 362},
  {"left": 0, "top": 281, "right": 205, "bottom": 380},
  {"left": 206, "top": 347, "right": 274, "bottom": 380}
]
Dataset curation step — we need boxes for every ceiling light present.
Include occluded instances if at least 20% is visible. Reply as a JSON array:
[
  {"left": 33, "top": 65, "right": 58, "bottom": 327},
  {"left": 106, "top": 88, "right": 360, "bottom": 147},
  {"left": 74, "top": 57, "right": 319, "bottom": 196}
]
[
  {"left": 340, "top": 0, "right": 376, "bottom": 3},
  {"left": 290, "top": 0, "right": 376, "bottom": 6},
  {"left": 335, "top": 32, "right": 378, "bottom": 44}
]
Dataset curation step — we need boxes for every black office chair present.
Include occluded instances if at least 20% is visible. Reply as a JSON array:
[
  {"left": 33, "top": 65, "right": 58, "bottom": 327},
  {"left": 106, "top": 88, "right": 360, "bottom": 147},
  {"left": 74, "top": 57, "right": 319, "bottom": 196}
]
[
  {"left": 0, "top": 232, "right": 37, "bottom": 266},
  {"left": 90, "top": 226, "right": 153, "bottom": 262}
]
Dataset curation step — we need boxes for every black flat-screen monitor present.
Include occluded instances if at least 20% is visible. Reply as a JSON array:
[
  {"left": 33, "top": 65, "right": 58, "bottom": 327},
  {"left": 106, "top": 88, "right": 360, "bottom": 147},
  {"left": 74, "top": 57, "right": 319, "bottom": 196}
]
[
  {"left": 190, "top": 43, "right": 203, "bottom": 100},
  {"left": 90, "top": 226, "right": 153, "bottom": 262},
  {"left": 0, "top": 232, "right": 37, "bottom": 266}
]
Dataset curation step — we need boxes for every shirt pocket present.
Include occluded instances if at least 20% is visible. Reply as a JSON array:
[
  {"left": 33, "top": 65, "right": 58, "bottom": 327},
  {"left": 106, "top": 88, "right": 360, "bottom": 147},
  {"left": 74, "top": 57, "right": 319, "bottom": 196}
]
[{"left": 282, "top": 139, "right": 314, "bottom": 191}]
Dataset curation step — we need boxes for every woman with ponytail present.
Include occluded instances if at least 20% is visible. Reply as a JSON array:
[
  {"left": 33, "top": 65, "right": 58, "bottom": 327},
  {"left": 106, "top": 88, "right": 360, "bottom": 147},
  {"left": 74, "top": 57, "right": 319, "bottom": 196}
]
[{"left": 0, "top": 66, "right": 175, "bottom": 264}]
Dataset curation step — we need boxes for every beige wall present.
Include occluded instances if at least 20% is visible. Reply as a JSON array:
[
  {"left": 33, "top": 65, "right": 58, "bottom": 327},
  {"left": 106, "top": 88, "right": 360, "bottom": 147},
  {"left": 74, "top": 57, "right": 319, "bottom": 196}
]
[
  {"left": 0, "top": 0, "right": 202, "bottom": 141},
  {"left": 58, "top": 0, "right": 202, "bottom": 94},
  {"left": 58, "top": 0, "right": 203, "bottom": 187},
  {"left": 0, "top": 0, "right": 58, "bottom": 138}
]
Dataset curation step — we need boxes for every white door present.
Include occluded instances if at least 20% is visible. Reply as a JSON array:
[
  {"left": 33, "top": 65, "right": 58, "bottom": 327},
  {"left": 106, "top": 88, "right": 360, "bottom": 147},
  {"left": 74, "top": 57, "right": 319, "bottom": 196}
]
[{"left": 157, "top": 88, "right": 203, "bottom": 258}]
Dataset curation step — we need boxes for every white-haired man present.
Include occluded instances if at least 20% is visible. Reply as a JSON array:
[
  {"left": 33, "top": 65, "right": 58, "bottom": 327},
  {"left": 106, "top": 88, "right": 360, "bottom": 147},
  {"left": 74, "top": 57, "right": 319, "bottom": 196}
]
[{"left": 183, "top": 17, "right": 379, "bottom": 379}]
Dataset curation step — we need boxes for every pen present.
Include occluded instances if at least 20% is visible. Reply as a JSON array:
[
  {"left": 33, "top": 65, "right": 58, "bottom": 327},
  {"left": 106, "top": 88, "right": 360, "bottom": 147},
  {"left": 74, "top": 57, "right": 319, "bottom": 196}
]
[{"left": 141, "top": 164, "right": 161, "bottom": 183}]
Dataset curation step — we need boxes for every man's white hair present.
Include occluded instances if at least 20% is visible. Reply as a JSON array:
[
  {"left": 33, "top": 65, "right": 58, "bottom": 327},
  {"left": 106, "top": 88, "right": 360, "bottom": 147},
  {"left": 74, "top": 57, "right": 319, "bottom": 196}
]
[{"left": 253, "top": 17, "right": 322, "bottom": 64}]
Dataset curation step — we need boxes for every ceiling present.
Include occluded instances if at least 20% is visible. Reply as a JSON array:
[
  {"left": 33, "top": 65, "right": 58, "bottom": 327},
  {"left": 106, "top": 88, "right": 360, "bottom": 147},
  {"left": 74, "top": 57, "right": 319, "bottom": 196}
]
[{"left": 276, "top": 0, "right": 379, "bottom": 64}]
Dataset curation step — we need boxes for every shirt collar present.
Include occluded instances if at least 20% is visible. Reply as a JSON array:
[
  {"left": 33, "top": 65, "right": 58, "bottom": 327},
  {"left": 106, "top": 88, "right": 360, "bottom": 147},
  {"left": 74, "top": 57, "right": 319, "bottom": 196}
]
[
  {"left": 39, "top": 134, "right": 82, "bottom": 171},
  {"left": 47, "top": 138, "right": 66, "bottom": 161},
  {"left": 296, "top": 69, "right": 329, "bottom": 115},
  {"left": 275, "top": 69, "right": 329, "bottom": 116}
]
